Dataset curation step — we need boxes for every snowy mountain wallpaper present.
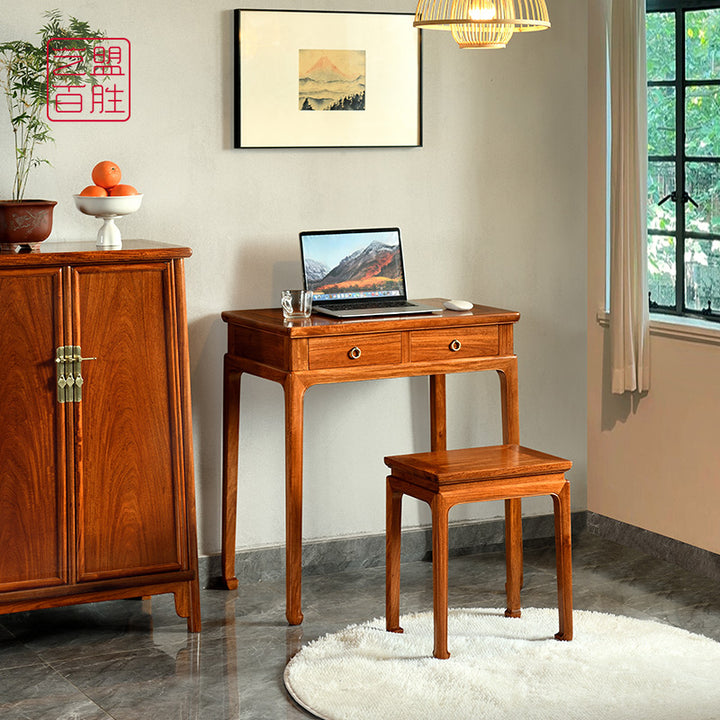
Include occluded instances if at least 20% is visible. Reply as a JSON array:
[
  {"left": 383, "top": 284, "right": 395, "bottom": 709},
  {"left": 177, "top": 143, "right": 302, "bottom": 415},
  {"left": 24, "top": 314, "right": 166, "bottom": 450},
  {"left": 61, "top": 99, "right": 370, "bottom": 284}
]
[{"left": 302, "top": 232, "right": 405, "bottom": 298}]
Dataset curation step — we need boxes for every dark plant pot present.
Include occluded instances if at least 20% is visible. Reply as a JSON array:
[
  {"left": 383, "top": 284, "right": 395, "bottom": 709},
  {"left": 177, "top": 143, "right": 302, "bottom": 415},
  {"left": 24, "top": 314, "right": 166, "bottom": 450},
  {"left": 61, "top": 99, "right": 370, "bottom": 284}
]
[{"left": 0, "top": 199, "right": 57, "bottom": 252}]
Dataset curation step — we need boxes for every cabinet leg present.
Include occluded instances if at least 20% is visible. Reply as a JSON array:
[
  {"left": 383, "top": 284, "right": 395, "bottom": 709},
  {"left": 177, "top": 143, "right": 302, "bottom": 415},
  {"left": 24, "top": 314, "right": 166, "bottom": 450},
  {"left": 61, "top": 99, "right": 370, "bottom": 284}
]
[{"left": 174, "top": 582, "right": 202, "bottom": 633}]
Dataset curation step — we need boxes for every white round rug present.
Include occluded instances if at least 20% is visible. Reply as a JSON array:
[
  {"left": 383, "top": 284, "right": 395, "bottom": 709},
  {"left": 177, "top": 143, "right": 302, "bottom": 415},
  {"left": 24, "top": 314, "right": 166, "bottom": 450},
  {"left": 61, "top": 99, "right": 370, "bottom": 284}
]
[{"left": 284, "top": 608, "right": 720, "bottom": 720}]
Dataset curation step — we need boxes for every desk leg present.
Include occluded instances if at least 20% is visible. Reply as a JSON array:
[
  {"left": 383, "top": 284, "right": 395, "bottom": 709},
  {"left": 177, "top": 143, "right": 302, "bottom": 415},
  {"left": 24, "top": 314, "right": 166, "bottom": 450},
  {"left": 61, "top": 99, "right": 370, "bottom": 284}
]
[
  {"left": 497, "top": 363, "right": 520, "bottom": 446},
  {"left": 498, "top": 363, "right": 523, "bottom": 617},
  {"left": 385, "top": 478, "right": 404, "bottom": 635},
  {"left": 429, "top": 375, "right": 447, "bottom": 451},
  {"left": 285, "top": 375, "right": 307, "bottom": 626},
  {"left": 221, "top": 356, "right": 241, "bottom": 591}
]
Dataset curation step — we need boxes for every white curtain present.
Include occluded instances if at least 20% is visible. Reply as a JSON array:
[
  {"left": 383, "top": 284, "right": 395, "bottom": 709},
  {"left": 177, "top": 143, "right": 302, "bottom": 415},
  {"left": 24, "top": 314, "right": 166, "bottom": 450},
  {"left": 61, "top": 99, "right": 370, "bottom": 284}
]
[{"left": 609, "top": 0, "right": 650, "bottom": 394}]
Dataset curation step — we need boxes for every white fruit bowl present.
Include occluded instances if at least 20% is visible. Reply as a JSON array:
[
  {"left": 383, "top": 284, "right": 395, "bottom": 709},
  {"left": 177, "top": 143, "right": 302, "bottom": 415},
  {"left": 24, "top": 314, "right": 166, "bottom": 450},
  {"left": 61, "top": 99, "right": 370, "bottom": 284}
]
[{"left": 73, "top": 194, "right": 143, "bottom": 248}]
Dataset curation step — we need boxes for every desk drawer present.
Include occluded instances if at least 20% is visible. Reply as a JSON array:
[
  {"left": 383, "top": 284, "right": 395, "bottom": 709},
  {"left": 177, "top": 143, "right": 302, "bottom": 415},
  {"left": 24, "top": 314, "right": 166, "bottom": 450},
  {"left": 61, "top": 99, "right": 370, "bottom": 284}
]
[
  {"left": 308, "top": 333, "right": 402, "bottom": 370},
  {"left": 410, "top": 326, "right": 499, "bottom": 362}
]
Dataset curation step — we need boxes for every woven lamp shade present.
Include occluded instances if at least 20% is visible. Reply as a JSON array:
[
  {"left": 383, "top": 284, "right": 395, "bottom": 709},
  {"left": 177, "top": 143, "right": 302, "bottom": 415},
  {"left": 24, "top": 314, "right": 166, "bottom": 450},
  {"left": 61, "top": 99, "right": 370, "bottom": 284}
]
[{"left": 414, "top": 0, "right": 550, "bottom": 48}]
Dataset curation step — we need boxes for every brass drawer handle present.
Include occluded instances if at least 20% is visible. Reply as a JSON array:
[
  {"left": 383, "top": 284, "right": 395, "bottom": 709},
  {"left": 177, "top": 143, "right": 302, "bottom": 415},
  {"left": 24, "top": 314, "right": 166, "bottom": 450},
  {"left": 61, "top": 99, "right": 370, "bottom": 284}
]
[
  {"left": 449, "top": 339, "right": 462, "bottom": 352},
  {"left": 348, "top": 346, "right": 362, "bottom": 360}
]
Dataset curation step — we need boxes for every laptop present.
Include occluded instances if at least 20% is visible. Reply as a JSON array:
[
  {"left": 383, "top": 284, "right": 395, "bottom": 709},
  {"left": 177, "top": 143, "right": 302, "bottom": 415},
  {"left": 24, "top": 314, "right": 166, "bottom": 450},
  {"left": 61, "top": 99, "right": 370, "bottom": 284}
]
[{"left": 300, "top": 228, "right": 441, "bottom": 318}]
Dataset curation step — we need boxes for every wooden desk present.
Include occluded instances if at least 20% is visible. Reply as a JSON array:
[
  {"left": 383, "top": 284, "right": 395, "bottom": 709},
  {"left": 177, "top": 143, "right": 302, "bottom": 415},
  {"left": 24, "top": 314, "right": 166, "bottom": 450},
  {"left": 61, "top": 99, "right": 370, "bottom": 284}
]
[{"left": 221, "top": 299, "right": 521, "bottom": 625}]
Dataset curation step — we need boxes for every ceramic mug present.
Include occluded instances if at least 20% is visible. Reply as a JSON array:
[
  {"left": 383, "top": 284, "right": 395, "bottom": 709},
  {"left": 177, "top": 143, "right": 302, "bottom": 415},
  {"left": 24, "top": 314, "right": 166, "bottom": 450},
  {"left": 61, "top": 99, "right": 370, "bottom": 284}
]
[{"left": 281, "top": 289, "right": 313, "bottom": 319}]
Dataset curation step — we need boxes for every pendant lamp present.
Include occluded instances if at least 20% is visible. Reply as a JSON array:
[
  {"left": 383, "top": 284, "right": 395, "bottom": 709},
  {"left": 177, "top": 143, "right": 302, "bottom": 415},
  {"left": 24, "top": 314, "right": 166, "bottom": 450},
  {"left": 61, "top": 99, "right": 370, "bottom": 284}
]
[{"left": 414, "top": 0, "right": 551, "bottom": 49}]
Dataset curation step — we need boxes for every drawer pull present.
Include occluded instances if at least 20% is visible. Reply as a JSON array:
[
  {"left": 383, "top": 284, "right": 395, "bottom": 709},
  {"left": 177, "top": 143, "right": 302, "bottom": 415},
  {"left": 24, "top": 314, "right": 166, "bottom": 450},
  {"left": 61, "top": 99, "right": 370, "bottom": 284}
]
[
  {"left": 348, "top": 346, "right": 362, "bottom": 360},
  {"left": 449, "top": 339, "right": 462, "bottom": 352}
]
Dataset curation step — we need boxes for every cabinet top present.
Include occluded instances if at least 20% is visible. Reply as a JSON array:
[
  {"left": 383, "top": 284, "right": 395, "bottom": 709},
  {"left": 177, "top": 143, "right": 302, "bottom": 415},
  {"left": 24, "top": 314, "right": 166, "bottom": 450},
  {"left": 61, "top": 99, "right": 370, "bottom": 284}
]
[{"left": 0, "top": 240, "right": 191, "bottom": 267}]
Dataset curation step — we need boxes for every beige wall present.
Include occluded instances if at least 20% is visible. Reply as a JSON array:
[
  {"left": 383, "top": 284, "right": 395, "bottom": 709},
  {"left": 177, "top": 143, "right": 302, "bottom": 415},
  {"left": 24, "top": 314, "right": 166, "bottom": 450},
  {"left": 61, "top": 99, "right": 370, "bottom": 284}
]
[
  {"left": 587, "top": 0, "right": 720, "bottom": 555},
  {"left": 2, "top": 0, "right": 588, "bottom": 557}
]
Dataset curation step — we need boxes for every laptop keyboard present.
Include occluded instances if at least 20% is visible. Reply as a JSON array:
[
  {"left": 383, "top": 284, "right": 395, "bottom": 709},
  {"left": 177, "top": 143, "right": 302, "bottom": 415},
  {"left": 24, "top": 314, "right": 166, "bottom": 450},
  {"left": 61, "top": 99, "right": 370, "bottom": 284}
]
[{"left": 321, "top": 299, "right": 415, "bottom": 311}]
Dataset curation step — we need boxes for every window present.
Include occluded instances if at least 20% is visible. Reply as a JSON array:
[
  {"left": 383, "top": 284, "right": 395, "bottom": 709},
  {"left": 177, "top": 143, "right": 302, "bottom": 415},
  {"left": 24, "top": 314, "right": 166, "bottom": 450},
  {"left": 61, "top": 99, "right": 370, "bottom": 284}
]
[{"left": 647, "top": 1, "right": 720, "bottom": 320}]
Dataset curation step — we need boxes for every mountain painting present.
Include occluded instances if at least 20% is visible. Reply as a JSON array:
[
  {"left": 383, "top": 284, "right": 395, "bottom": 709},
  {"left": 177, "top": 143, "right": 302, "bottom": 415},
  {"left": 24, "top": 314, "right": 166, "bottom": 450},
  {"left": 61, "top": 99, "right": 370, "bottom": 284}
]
[
  {"left": 305, "top": 239, "right": 403, "bottom": 297},
  {"left": 299, "top": 49, "right": 366, "bottom": 111}
]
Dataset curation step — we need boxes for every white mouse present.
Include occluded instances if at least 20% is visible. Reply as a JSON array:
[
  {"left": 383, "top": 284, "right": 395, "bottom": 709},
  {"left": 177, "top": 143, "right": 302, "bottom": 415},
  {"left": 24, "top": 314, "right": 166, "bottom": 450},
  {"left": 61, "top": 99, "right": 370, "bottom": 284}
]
[{"left": 443, "top": 299, "right": 473, "bottom": 311}]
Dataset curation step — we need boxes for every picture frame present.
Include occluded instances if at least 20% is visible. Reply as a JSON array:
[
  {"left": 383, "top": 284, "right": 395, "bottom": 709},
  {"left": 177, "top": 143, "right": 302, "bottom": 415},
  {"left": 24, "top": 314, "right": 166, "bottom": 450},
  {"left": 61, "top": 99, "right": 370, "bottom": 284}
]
[{"left": 233, "top": 9, "right": 422, "bottom": 149}]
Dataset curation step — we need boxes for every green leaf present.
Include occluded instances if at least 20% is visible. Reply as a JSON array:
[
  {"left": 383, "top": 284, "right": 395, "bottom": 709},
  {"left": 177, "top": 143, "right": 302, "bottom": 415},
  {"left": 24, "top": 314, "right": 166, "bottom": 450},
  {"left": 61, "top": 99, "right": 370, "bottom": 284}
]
[{"left": 1, "top": 10, "right": 106, "bottom": 199}]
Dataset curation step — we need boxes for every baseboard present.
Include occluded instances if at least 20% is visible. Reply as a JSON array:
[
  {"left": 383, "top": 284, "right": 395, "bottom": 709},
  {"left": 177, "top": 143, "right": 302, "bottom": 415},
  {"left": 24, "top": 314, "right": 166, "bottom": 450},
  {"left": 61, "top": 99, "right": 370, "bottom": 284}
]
[
  {"left": 200, "top": 511, "right": 588, "bottom": 589},
  {"left": 587, "top": 511, "right": 720, "bottom": 582},
  {"left": 200, "top": 512, "right": 720, "bottom": 588}
]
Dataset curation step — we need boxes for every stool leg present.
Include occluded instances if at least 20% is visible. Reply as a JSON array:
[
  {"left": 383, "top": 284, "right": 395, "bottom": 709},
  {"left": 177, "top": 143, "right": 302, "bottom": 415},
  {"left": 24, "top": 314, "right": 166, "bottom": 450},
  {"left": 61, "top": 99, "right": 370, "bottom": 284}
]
[
  {"left": 553, "top": 480, "right": 573, "bottom": 641},
  {"left": 504, "top": 498, "right": 523, "bottom": 618},
  {"left": 386, "top": 478, "right": 404, "bottom": 634},
  {"left": 432, "top": 496, "right": 450, "bottom": 659}
]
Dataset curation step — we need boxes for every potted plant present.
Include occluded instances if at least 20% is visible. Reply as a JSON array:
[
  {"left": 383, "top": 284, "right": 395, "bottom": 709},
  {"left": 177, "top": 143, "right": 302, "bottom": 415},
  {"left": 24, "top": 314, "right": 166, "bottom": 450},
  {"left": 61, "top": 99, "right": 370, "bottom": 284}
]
[{"left": 0, "top": 10, "right": 104, "bottom": 249}]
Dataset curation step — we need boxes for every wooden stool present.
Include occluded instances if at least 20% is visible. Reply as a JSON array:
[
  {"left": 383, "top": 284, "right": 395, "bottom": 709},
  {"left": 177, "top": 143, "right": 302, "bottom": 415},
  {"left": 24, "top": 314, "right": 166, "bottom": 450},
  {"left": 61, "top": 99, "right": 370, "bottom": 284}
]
[{"left": 385, "top": 444, "right": 573, "bottom": 659}]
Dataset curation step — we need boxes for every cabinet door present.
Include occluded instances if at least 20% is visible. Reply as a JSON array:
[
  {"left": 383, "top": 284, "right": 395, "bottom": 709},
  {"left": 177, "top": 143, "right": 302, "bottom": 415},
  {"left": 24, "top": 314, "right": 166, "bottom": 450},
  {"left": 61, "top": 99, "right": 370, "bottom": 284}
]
[
  {"left": 71, "top": 262, "right": 187, "bottom": 581},
  {"left": 0, "top": 267, "right": 67, "bottom": 591}
]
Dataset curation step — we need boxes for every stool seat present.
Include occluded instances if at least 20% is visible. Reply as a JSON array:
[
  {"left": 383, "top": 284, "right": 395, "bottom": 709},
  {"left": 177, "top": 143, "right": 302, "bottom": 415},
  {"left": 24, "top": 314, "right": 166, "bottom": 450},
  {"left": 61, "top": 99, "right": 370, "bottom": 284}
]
[
  {"left": 384, "top": 445, "right": 573, "bottom": 488},
  {"left": 385, "top": 444, "right": 573, "bottom": 659}
]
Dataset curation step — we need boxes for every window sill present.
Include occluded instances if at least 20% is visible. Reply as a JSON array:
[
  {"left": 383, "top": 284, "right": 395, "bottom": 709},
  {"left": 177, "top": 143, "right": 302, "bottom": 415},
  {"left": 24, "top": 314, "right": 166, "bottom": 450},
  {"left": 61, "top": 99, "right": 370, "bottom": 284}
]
[{"left": 595, "top": 310, "right": 720, "bottom": 346}]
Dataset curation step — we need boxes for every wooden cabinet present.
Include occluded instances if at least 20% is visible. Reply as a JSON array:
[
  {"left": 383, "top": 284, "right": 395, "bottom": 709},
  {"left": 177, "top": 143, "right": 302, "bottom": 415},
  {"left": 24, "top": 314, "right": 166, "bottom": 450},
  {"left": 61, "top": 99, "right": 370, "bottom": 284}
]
[{"left": 0, "top": 241, "right": 200, "bottom": 631}]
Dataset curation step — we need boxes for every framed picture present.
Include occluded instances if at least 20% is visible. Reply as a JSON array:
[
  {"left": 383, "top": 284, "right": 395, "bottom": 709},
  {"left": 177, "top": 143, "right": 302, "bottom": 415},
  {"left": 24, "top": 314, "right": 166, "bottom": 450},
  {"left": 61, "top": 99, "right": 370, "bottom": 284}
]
[{"left": 234, "top": 9, "right": 422, "bottom": 148}]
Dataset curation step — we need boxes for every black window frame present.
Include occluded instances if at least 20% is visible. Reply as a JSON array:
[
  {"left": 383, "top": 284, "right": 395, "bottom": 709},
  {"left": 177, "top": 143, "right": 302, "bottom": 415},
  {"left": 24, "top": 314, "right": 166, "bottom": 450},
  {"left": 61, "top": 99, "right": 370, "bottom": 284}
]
[{"left": 647, "top": 0, "right": 720, "bottom": 321}]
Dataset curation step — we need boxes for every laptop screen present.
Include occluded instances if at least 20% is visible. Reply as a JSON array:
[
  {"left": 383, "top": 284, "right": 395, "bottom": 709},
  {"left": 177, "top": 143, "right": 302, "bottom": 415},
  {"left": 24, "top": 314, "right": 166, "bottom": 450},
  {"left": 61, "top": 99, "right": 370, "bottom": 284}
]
[{"left": 300, "top": 228, "right": 408, "bottom": 303}]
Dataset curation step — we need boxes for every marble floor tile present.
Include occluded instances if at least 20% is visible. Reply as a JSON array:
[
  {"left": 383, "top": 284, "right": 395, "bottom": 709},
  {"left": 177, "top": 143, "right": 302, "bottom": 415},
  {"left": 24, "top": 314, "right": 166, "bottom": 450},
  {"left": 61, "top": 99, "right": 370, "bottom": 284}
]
[
  {"left": 0, "top": 663, "right": 114, "bottom": 720},
  {"left": 0, "top": 532, "right": 718, "bottom": 720}
]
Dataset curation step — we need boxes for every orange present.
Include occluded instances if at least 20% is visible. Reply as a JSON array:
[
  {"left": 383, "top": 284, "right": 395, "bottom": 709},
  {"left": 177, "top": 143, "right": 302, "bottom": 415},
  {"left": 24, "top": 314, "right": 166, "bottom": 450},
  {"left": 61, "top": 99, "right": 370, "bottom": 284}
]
[
  {"left": 91, "top": 161, "right": 122, "bottom": 189},
  {"left": 108, "top": 184, "right": 138, "bottom": 196},
  {"left": 79, "top": 185, "right": 108, "bottom": 197}
]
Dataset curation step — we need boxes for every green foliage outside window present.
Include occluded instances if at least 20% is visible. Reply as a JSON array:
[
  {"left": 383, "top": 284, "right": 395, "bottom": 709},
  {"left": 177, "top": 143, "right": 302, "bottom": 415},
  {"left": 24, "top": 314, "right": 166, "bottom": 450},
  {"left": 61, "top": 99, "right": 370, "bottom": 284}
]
[{"left": 647, "top": 6, "right": 720, "bottom": 315}]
